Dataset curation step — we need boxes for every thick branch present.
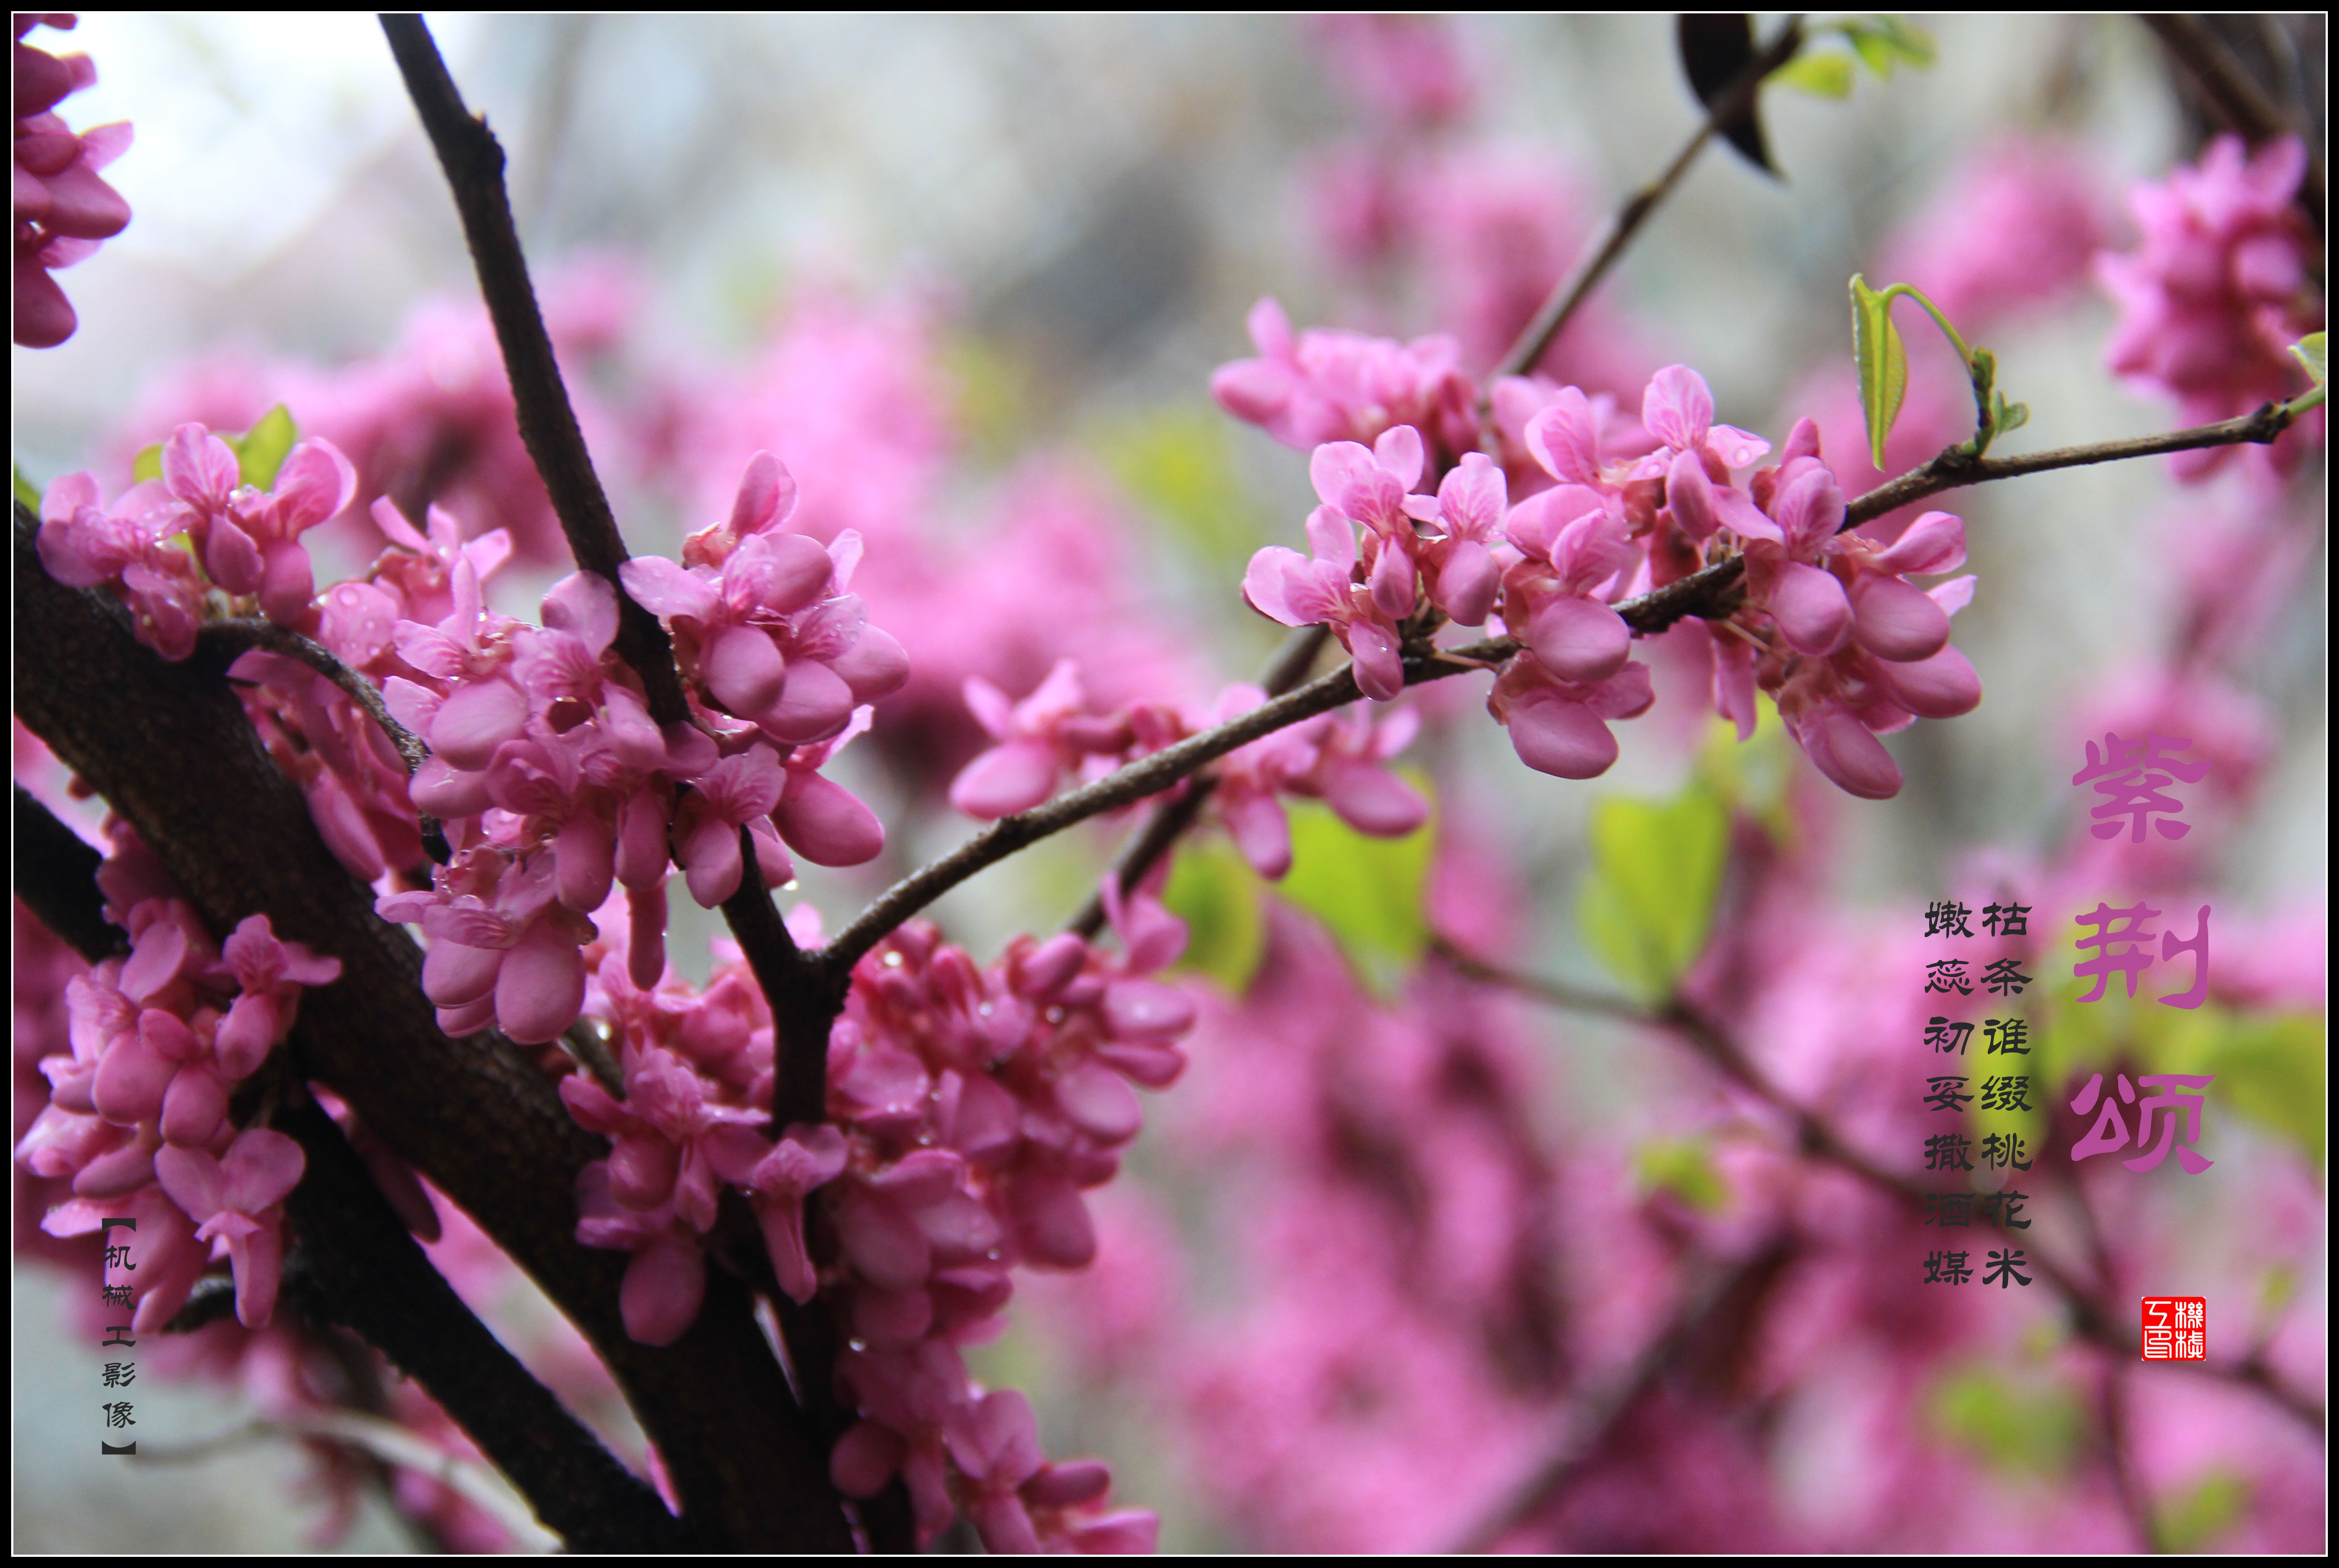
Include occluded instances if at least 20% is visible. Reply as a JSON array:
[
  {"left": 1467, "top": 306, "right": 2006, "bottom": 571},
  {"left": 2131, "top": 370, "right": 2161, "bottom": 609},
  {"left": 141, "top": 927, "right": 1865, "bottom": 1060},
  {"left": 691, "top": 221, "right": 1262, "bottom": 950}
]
[
  {"left": 273, "top": 1094, "right": 695, "bottom": 1551},
  {"left": 1493, "top": 16, "right": 1806, "bottom": 380},
  {"left": 14, "top": 517, "right": 851, "bottom": 1550},
  {"left": 378, "top": 13, "right": 690, "bottom": 730},
  {"left": 2140, "top": 13, "right": 2324, "bottom": 232},
  {"left": 11, "top": 788, "right": 686, "bottom": 1550}
]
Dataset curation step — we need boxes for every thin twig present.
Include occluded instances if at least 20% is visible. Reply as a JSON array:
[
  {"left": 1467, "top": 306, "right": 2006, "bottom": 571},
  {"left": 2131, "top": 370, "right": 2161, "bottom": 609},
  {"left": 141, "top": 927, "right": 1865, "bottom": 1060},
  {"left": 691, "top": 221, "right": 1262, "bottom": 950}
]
[
  {"left": 202, "top": 618, "right": 430, "bottom": 774},
  {"left": 2139, "top": 13, "right": 2324, "bottom": 232},
  {"left": 378, "top": 13, "right": 691, "bottom": 731},
  {"left": 1839, "top": 399, "right": 2306, "bottom": 529},
  {"left": 814, "top": 392, "right": 2310, "bottom": 978},
  {"left": 1492, "top": 16, "right": 1807, "bottom": 381},
  {"left": 1449, "top": 941, "right": 2326, "bottom": 1437},
  {"left": 1457, "top": 1238, "right": 1796, "bottom": 1551},
  {"left": 1065, "top": 624, "right": 1329, "bottom": 940}
]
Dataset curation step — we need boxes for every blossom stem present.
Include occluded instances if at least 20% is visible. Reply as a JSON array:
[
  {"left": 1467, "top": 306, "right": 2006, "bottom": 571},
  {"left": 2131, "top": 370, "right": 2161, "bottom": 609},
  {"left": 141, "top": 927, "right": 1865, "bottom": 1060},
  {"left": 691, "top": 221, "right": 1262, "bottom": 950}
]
[
  {"left": 1492, "top": 15, "right": 1807, "bottom": 382},
  {"left": 379, "top": 13, "right": 692, "bottom": 731}
]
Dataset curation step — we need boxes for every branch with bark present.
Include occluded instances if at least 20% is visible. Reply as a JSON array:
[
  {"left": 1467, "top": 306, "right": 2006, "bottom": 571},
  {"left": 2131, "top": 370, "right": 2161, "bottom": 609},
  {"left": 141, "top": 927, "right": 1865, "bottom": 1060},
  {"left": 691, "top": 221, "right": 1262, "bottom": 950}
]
[
  {"left": 13, "top": 512, "right": 851, "bottom": 1550},
  {"left": 12, "top": 787, "right": 690, "bottom": 1550}
]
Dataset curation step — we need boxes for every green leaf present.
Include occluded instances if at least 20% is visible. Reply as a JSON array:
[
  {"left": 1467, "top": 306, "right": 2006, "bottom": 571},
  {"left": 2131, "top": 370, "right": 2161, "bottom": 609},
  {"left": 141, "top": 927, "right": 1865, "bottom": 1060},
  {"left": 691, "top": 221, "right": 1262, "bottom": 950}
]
[
  {"left": 12, "top": 463, "right": 41, "bottom": 514},
  {"left": 1769, "top": 51, "right": 1856, "bottom": 98},
  {"left": 1634, "top": 1137, "right": 1727, "bottom": 1213},
  {"left": 1161, "top": 840, "right": 1265, "bottom": 994},
  {"left": 1926, "top": 1366, "right": 2082, "bottom": 1477},
  {"left": 1849, "top": 275, "right": 1909, "bottom": 470},
  {"left": 131, "top": 443, "right": 163, "bottom": 484},
  {"left": 1994, "top": 396, "right": 2029, "bottom": 436},
  {"left": 1273, "top": 786, "right": 1434, "bottom": 998},
  {"left": 2155, "top": 1472, "right": 2249, "bottom": 1554},
  {"left": 1837, "top": 15, "right": 1937, "bottom": 72},
  {"left": 227, "top": 404, "right": 298, "bottom": 490},
  {"left": 1579, "top": 782, "right": 1730, "bottom": 1004},
  {"left": 2288, "top": 330, "right": 2327, "bottom": 412}
]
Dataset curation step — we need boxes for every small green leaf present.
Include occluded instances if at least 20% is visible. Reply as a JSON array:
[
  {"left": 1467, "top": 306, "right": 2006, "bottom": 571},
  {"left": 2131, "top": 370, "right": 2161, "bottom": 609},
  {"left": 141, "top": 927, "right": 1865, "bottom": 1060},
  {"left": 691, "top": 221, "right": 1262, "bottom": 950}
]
[
  {"left": 1273, "top": 787, "right": 1434, "bottom": 997},
  {"left": 1994, "top": 396, "right": 2029, "bottom": 436},
  {"left": 1579, "top": 782, "right": 1730, "bottom": 1004},
  {"left": 227, "top": 404, "right": 298, "bottom": 490},
  {"left": 1926, "top": 1366, "right": 2082, "bottom": 1477},
  {"left": 131, "top": 444, "right": 163, "bottom": 484},
  {"left": 1849, "top": 275, "right": 1909, "bottom": 470},
  {"left": 1161, "top": 840, "right": 1265, "bottom": 994},
  {"left": 2155, "top": 1472, "right": 2249, "bottom": 1554},
  {"left": 2288, "top": 331, "right": 2327, "bottom": 411},
  {"left": 1634, "top": 1138, "right": 1727, "bottom": 1213},
  {"left": 12, "top": 463, "right": 41, "bottom": 514},
  {"left": 1838, "top": 15, "right": 1937, "bottom": 72},
  {"left": 1769, "top": 50, "right": 1856, "bottom": 98}
]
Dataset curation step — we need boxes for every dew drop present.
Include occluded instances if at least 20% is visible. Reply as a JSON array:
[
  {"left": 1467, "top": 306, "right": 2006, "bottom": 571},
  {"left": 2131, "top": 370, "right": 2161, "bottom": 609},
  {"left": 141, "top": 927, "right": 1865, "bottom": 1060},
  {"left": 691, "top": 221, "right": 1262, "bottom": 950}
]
[{"left": 848, "top": 1337, "right": 868, "bottom": 1353}]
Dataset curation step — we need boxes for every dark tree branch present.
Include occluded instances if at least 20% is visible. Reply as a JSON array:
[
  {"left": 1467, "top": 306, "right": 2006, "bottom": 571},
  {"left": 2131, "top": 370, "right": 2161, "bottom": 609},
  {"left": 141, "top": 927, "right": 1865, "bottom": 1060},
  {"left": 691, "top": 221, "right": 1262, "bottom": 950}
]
[
  {"left": 1457, "top": 1237, "right": 1798, "bottom": 1551},
  {"left": 1064, "top": 624, "right": 1329, "bottom": 941},
  {"left": 1839, "top": 398, "right": 2309, "bottom": 529},
  {"left": 11, "top": 787, "right": 687, "bottom": 1551},
  {"left": 13, "top": 784, "right": 122, "bottom": 959},
  {"left": 273, "top": 1094, "right": 696, "bottom": 1552},
  {"left": 202, "top": 618, "right": 431, "bottom": 773},
  {"left": 377, "top": 12, "right": 691, "bottom": 731},
  {"left": 1492, "top": 16, "right": 1806, "bottom": 381},
  {"left": 14, "top": 513, "right": 851, "bottom": 1551},
  {"left": 717, "top": 832, "right": 843, "bottom": 1131},
  {"left": 2140, "top": 13, "right": 2324, "bottom": 231}
]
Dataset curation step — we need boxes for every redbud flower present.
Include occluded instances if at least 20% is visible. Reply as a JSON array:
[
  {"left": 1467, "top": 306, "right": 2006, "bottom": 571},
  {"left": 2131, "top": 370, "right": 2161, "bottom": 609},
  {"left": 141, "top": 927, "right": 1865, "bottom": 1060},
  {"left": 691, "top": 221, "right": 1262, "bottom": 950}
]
[
  {"left": 13, "top": 13, "right": 130, "bottom": 347},
  {"left": 1213, "top": 297, "right": 1479, "bottom": 463},
  {"left": 153, "top": 1128, "right": 306, "bottom": 1329}
]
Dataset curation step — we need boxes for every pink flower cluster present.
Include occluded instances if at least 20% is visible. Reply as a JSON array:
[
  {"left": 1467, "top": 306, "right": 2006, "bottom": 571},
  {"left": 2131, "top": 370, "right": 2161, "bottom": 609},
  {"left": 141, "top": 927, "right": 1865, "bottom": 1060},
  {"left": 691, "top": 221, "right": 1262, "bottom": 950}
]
[
  {"left": 554, "top": 898, "right": 1182, "bottom": 1551},
  {"left": 13, "top": 13, "right": 129, "bottom": 347},
  {"left": 947, "top": 656, "right": 1429, "bottom": 879},
  {"left": 36, "top": 423, "right": 356, "bottom": 660},
  {"left": 16, "top": 828, "right": 335, "bottom": 1333},
  {"left": 2098, "top": 134, "right": 2324, "bottom": 480},
  {"left": 1213, "top": 297, "right": 1480, "bottom": 466},
  {"left": 1233, "top": 359, "right": 1980, "bottom": 797},
  {"left": 371, "top": 453, "right": 897, "bottom": 1047}
]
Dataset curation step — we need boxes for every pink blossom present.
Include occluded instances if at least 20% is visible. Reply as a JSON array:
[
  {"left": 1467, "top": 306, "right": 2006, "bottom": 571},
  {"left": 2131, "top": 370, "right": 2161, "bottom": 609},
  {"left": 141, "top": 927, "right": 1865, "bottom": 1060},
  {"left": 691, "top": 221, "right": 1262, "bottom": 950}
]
[
  {"left": 157, "top": 424, "right": 358, "bottom": 627},
  {"left": 949, "top": 659, "right": 1132, "bottom": 819},
  {"left": 2098, "top": 134, "right": 2323, "bottom": 479},
  {"left": 1879, "top": 140, "right": 2107, "bottom": 326},
  {"left": 153, "top": 1127, "right": 306, "bottom": 1328},
  {"left": 13, "top": 14, "right": 129, "bottom": 347},
  {"left": 621, "top": 452, "right": 909, "bottom": 747},
  {"left": 1244, "top": 502, "right": 1409, "bottom": 702},
  {"left": 34, "top": 472, "right": 205, "bottom": 660},
  {"left": 1213, "top": 297, "right": 1479, "bottom": 464},
  {"left": 1307, "top": 14, "right": 1473, "bottom": 130}
]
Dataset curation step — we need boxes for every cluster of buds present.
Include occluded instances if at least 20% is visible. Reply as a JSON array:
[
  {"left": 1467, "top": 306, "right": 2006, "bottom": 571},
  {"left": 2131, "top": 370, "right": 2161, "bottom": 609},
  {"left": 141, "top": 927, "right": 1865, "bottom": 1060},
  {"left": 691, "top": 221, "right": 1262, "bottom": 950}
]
[
  {"left": 1228, "top": 351, "right": 1979, "bottom": 798},
  {"left": 17, "top": 828, "right": 335, "bottom": 1331}
]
